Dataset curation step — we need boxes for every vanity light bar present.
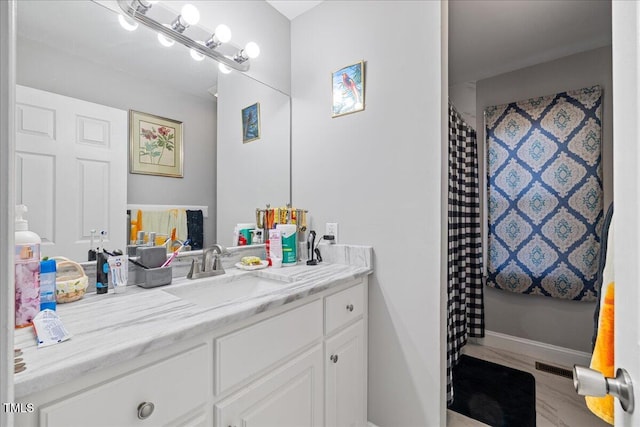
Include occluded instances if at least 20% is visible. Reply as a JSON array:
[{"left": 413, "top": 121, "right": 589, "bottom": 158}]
[{"left": 116, "top": 0, "right": 251, "bottom": 72}]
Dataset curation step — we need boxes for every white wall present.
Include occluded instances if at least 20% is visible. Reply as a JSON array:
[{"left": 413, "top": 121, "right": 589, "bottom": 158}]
[
  {"left": 16, "top": 38, "right": 218, "bottom": 248},
  {"left": 211, "top": 0, "right": 292, "bottom": 243},
  {"left": 476, "top": 46, "right": 613, "bottom": 353},
  {"left": 291, "top": 2, "right": 445, "bottom": 425},
  {"left": 449, "top": 81, "right": 476, "bottom": 130},
  {"left": 217, "top": 72, "right": 290, "bottom": 245}
]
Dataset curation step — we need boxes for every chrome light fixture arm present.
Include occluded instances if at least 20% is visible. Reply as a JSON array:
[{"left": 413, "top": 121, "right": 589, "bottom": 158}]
[{"left": 116, "top": 0, "right": 249, "bottom": 72}]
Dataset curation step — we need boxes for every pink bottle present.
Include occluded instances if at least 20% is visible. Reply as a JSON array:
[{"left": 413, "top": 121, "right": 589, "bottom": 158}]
[{"left": 15, "top": 205, "right": 41, "bottom": 328}]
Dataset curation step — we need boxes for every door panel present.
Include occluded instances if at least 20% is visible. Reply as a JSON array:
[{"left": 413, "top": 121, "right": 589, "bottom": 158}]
[
  {"left": 215, "top": 345, "right": 324, "bottom": 427},
  {"left": 15, "top": 85, "right": 127, "bottom": 261},
  {"left": 612, "top": 1, "right": 639, "bottom": 424},
  {"left": 325, "top": 320, "right": 366, "bottom": 427}
]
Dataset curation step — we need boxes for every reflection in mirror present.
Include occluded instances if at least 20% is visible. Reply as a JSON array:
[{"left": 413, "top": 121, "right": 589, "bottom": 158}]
[
  {"left": 15, "top": 0, "right": 291, "bottom": 262},
  {"left": 216, "top": 71, "right": 291, "bottom": 247}
]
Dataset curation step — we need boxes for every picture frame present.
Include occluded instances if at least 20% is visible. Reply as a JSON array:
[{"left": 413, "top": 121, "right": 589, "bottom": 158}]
[
  {"left": 129, "top": 110, "right": 183, "bottom": 178},
  {"left": 332, "top": 60, "right": 365, "bottom": 118},
  {"left": 241, "top": 102, "right": 261, "bottom": 143}
]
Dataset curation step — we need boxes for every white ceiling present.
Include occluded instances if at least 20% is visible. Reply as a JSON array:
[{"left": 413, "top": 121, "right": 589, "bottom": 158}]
[
  {"left": 266, "top": 1, "right": 323, "bottom": 20},
  {"left": 448, "top": 0, "right": 612, "bottom": 86}
]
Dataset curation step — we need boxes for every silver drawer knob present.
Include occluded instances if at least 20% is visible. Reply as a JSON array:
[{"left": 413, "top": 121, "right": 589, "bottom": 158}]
[
  {"left": 346, "top": 304, "right": 354, "bottom": 312},
  {"left": 330, "top": 354, "right": 339, "bottom": 363},
  {"left": 137, "top": 401, "right": 155, "bottom": 420}
]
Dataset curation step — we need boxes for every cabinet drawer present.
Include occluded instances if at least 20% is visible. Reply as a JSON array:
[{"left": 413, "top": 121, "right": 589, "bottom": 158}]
[
  {"left": 40, "top": 345, "right": 208, "bottom": 427},
  {"left": 215, "top": 299, "right": 323, "bottom": 395},
  {"left": 325, "top": 281, "right": 365, "bottom": 335}
]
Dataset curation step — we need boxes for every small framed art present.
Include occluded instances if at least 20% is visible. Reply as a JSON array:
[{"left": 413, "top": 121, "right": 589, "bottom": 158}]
[
  {"left": 242, "top": 102, "right": 261, "bottom": 143},
  {"left": 332, "top": 60, "right": 365, "bottom": 117}
]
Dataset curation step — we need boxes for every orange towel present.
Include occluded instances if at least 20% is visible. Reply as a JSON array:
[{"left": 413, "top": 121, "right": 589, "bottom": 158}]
[
  {"left": 585, "top": 282, "right": 614, "bottom": 425},
  {"left": 130, "top": 209, "right": 143, "bottom": 244}
]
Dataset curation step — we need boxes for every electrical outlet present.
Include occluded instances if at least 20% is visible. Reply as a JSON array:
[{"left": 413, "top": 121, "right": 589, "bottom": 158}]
[{"left": 325, "top": 223, "right": 338, "bottom": 244}]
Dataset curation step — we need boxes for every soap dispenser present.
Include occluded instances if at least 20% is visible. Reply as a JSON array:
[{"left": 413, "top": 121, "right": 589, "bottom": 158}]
[{"left": 15, "top": 205, "right": 41, "bottom": 328}]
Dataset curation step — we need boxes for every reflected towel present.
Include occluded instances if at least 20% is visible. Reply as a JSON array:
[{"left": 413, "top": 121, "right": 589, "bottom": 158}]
[
  {"left": 186, "top": 210, "right": 203, "bottom": 250},
  {"left": 130, "top": 209, "right": 143, "bottom": 244},
  {"left": 585, "top": 281, "right": 614, "bottom": 425},
  {"left": 134, "top": 209, "right": 188, "bottom": 243}
]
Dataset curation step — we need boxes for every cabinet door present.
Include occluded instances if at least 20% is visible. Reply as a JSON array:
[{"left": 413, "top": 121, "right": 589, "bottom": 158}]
[
  {"left": 325, "top": 319, "right": 366, "bottom": 427},
  {"left": 215, "top": 345, "right": 323, "bottom": 427}
]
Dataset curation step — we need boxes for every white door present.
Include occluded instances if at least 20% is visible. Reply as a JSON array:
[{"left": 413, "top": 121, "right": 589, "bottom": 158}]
[
  {"left": 612, "top": 1, "right": 639, "bottom": 425},
  {"left": 215, "top": 345, "right": 324, "bottom": 427},
  {"left": 325, "top": 319, "right": 366, "bottom": 427},
  {"left": 15, "top": 85, "right": 127, "bottom": 261}
]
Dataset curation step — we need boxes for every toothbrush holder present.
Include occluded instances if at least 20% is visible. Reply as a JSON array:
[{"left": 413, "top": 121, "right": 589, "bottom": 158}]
[{"left": 137, "top": 266, "right": 173, "bottom": 289}]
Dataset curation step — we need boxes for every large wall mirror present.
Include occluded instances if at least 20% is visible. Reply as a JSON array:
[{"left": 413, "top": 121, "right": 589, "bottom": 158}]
[{"left": 15, "top": 0, "right": 291, "bottom": 261}]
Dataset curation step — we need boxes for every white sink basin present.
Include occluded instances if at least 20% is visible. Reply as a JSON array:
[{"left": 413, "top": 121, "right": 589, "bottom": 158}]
[{"left": 162, "top": 274, "right": 291, "bottom": 308}]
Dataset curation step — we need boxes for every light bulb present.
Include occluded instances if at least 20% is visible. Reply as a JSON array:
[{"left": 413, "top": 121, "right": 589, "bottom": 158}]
[
  {"left": 181, "top": 4, "right": 200, "bottom": 26},
  {"left": 157, "top": 26, "right": 174, "bottom": 47},
  {"left": 215, "top": 24, "right": 232, "bottom": 43},
  {"left": 190, "top": 41, "right": 205, "bottom": 61},
  {"left": 218, "top": 63, "right": 232, "bottom": 74},
  {"left": 244, "top": 42, "right": 260, "bottom": 59},
  {"left": 118, "top": 15, "right": 138, "bottom": 31},
  {"left": 206, "top": 24, "right": 232, "bottom": 49}
]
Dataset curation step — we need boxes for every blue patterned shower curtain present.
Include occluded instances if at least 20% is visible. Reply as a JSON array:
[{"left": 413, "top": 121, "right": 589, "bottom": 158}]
[
  {"left": 486, "top": 86, "right": 603, "bottom": 301},
  {"left": 447, "top": 103, "right": 484, "bottom": 404}
]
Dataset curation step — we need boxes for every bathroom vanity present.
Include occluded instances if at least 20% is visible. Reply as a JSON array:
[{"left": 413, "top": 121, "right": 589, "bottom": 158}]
[{"left": 13, "top": 246, "right": 372, "bottom": 427}]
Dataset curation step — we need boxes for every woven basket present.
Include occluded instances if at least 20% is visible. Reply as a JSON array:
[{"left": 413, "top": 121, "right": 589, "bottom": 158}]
[{"left": 52, "top": 257, "right": 89, "bottom": 303}]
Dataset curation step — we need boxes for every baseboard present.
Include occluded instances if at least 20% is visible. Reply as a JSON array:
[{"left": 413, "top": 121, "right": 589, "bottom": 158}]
[
  {"left": 368, "top": 422, "right": 379, "bottom": 427},
  {"left": 470, "top": 330, "right": 591, "bottom": 368}
]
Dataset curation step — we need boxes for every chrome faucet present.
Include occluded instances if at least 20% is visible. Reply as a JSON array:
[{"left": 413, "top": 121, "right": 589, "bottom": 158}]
[
  {"left": 187, "top": 244, "right": 226, "bottom": 279},
  {"left": 204, "top": 244, "right": 225, "bottom": 272}
]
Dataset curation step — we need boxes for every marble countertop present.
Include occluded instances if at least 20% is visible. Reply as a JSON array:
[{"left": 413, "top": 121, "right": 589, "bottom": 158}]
[{"left": 14, "top": 245, "right": 373, "bottom": 398}]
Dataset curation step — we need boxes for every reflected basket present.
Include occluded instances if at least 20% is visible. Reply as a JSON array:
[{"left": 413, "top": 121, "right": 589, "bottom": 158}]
[{"left": 53, "top": 257, "right": 89, "bottom": 303}]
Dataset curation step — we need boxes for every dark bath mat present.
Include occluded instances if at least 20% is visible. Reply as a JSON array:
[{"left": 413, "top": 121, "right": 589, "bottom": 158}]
[{"left": 448, "top": 355, "right": 536, "bottom": 427}]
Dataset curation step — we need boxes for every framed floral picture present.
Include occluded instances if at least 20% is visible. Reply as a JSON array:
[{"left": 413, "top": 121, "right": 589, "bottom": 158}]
[
  {"left": 129, "top": 110, "right": 183, "bottom": 177},
  {"left": 241, "top": 102, "right": 261, "bottom": 143},
  {"left": 332, "top": 60, "right": 365, "bottom": 118}
]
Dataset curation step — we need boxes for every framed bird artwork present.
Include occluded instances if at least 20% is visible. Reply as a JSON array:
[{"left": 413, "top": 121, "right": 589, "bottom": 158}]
[
  {"left": 332, "top": 60, "right": 365, "bottom": 117},
  {"left": 241, "top": 102, "right": 261, "bottom": 143}
]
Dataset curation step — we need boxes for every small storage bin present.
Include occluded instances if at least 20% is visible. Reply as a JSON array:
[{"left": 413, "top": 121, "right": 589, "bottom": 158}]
[
  {"left": 137, "top": 266, "right": 173, "bottom": 289},
  {"left": 137, "top": 246, "right": 168, "bottom": 268},
  {"left": 134, "top": 246, "right": 172, "bottom": 288}
]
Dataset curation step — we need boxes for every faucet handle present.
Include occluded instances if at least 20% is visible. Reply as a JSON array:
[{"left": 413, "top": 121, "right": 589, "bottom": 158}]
[
  {"left": 213, "top": 254, "right": 225, "bottom": 272},
  {"left": 187, "top": 258, "right": 201, "bottom": 279}
]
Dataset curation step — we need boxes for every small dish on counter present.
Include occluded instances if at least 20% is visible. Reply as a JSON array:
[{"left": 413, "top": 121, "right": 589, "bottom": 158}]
[{"left": 235, "top": 260, "right": 269, "bottom": 271}]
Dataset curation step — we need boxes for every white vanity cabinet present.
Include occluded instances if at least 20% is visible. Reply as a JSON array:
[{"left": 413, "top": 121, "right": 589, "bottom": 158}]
[
  {"left": 37, "top": 344, "right": 210, "bottom": 427},
  {"left": 215, "top": 345, "right": 325, "bottom": 427},
  {"left": 214, "top": 279, "right": 368, "bottom": 427},
  {"left": 18, "top": 277, "right": 368, "bottom": 427},
  {"left": 324, "top": 282, "right": 367, "bottom": 427}
]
